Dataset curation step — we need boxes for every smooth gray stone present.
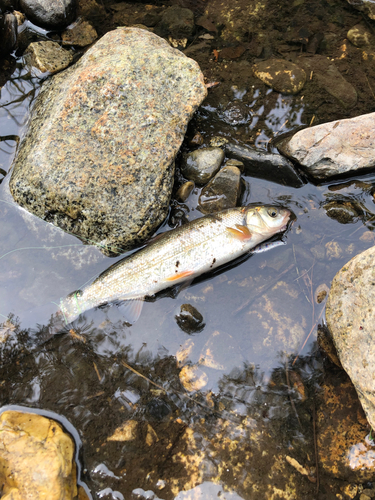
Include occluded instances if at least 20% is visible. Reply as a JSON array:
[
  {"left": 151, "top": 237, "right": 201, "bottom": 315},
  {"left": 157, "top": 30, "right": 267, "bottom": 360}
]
[
  {"left": 326, "top": 245, "right": 375, "bottom": 431},
  {"left": 181, "top": 147, "right": 224, "bottom": 185},
  {"left": 225, "top": 142, "right": 305, "bottom": 188},
  {"left": 277, "top": 112, "right": 375, "bottom": 181},
  {"left": 198, "top": 166, "right": 241, "bottom": 214},
  {"left": 19, "top": 0, "right": 77, "bottom": 28},
  {"left": 9, "top": 28, "right": 207, "bottom": 256}
]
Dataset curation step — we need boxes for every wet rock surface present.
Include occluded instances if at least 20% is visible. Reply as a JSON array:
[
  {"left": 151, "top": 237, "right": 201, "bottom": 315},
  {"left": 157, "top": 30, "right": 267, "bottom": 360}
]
[
  {"left": 225, "top": 142, "right": 305, "bottom": 187},
  {"left": 25, "top": 41, "right": 73, "bottom": 74},
  {"left": 9, "top": 28, "right": 207, "bottom": 256},
  {"left": 0, "top": 410, "right": 79, "bottom": 499},
  {"left": 19, "top": 0, "right": 77, "bottom": 28},
  {"left": 62, "top": 20, "right": 98, "bottom": 47},
  {"left": 317, "top": 372, "right": 375, "bottom": 481},
  {"left": 198, "top": 165, "right": 241, "bottom": 214},
  {"left": 253, "top": 59, "right": 306, "bottom": 95},
  {"left": 175, "top": 304, "right": 205, "bottom": 334},
  {"left": 0, "top": 12, "right": 17, "bottom": 56},
  {"left": 326, "top": 245, "right": 375, "bottom": 431},
  {"left": 180, "top": 147, "right": 224, "bottom": 185},
  {"left": 298, "top": 55, "right": 357, "bottom": 109},
  {"left": 278, "top": 113, "right": 375, "bottom": 181}
]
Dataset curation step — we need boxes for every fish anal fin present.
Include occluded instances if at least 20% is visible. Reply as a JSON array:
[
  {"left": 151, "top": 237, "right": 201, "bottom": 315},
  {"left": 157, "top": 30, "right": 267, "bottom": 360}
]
[
  {"left": 166, "top": 270, "right": 195, "bottom": 282},
  {"left": 227, "top": 225, "right": 252, "bottom": 241},
  {"left": 119, "top": 298, "right": 144, "bottom": 324}
]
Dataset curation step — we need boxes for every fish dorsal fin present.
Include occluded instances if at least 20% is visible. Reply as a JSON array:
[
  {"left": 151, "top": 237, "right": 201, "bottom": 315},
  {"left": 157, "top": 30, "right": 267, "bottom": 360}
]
[
  {"left": 227, "top": 224, "right": 252, "bottom": 241},
  {"left": 119, "top": 298, "right": 145, "bottom": 324}
]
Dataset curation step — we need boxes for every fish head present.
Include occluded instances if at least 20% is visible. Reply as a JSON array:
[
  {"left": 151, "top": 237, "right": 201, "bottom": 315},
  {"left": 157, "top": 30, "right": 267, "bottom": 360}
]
[{"left": 245, "top": 205, "right": 291, "bottom": 239}]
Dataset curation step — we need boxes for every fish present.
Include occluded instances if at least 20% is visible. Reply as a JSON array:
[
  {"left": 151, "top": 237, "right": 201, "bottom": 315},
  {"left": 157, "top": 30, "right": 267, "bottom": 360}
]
[{"left": 58, "top": 205, "right": 291, "bottom": 325}]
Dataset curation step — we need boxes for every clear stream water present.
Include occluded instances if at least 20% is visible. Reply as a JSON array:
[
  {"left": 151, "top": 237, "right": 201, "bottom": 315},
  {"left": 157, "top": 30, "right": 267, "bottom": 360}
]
[{"left": 1, "top": 17, "right": 375, "bottom": 500}]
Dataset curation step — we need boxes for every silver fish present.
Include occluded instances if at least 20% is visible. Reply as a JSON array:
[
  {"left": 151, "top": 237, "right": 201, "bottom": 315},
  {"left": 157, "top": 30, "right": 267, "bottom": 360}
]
[{"left": 59, "top": 205, "right": 291, "bottom": 324}]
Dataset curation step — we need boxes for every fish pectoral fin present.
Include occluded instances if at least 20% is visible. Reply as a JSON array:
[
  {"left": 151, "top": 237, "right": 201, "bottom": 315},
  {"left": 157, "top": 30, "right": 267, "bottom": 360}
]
[
  {"left": 165, "top": 270, "right": 195, "bottom": 282},
  {"left": 119, "top": 297, "right": 144, "bottom": 324},
  {"left": 227, "top": 225, "right": 252, "bottom": 241}
]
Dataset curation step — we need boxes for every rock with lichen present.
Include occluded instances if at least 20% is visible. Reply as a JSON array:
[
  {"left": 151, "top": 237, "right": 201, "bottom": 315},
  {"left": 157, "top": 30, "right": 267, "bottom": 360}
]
[
  {"left": 9, "top": 28, "right": 207, "bottom": 256},
  {"left": 326, "top": 245, "right": 375, "bottom": 431},
  {"left": 0, "top": 410, "right": 81, "bottom": 499}
]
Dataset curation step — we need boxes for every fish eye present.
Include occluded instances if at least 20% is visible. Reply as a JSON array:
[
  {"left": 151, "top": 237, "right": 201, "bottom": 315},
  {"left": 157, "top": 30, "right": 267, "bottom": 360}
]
[{"left": 267, "top": 207, "right": 279, "bottom": 218}]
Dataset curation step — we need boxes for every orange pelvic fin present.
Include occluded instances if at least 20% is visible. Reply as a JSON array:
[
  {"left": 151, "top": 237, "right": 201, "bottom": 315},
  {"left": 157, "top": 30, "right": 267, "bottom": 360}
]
[
  {"left": 166, "top": 270, "right": 195, "bottom": 282},
  {"left": 227, "top": 225, "right": 252, "bottom": 241}
]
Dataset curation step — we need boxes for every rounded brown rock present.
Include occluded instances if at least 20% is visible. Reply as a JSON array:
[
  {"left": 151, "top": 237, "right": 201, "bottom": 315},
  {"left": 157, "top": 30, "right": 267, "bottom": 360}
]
[{"left": 253, "top": 58, "right": 306, "bottom": 94}]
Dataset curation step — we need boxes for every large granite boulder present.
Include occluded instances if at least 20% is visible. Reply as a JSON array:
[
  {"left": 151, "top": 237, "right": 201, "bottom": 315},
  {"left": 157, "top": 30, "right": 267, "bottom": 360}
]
[
  {"left": 326, "top": 245, "right": 375, "bottom": 430},
  {"left": 0, "top": 410, "right": 83, "bottom": 499},
  {"left": 277, "top": 112, "right": 375, "bottom": 181},
  {"left": 9, "top": 28, "right": 207, "bottom": 256}
]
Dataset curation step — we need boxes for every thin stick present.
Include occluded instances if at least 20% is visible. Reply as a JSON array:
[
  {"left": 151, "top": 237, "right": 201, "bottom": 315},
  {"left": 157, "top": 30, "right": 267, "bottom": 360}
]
[
  {"left": 120, "top": 360, "right": 213, "bottom": 411},
  {"left": 292, "top": 308, "right": 324, "bottom": 366},
  {"left": 285, "top": 360, "right": 303, "bottom": 430},
  {"left": 234, "top": 263, "right": 294, "bottom": 315},
  {"left": 93, "top": 362, "right": 102, "bottom": 382}
]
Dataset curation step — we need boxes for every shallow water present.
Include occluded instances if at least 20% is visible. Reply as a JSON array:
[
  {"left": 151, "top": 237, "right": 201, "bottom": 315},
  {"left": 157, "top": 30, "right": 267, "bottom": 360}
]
[{"left": 1, "top": 5, "right": 375, "bottom": 499}]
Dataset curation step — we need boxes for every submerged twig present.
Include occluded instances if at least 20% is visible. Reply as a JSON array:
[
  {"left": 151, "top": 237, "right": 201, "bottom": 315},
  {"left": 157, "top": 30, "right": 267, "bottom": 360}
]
[
  {"left": 285, "top": 360, "right": 303, "bottom": 430},
  {"left": 120, "top": 360, "right": 213, "bottom": 411}
]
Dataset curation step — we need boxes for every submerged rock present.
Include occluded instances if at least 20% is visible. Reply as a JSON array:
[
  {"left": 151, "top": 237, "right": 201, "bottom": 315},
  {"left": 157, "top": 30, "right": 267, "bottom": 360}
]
[
  {"left": 62, "top": 19, "right": 98, "bottom": 47},
  {"left": 175, "top": 180, "right": 194, "bottom": 203},
  {"left": 9, "top": 28, "right": 207, "bottom": 256},
  {"left": 25, "top": 41, "right": 73, "bottom": 74},
  {"left": 175, "top": 303, "right": 205, "bottom": 334},
  {"left": 317, "top": 374, "right": 375, "bottom": 481},
  {"left": 198, "top": 165, "right": 241, "bottom": 214},
  {"left": 225, "top": 142, "right": 305, "bottom": 188},
  {"left": 347, "top": 0, "right": 375, "bottom": 20},
  {"left": 347, "top": 23, "right": 372, "bottom": 48},
  {"left": 19, "top": 0, "right": 77, "bottom": 28},
  {"left": 0, "top": 410, "right": 79, "bottom": 499},
  {"left": 181, "top": 147, "right": 224, "bottom": 185},
  {"left": 298, "top": 55, "right": 357, "bottom": 109},
  {"left": 0, "top": 12, "right": 17, "bottom": 56},
  {"left": 160, "top": 5, "right": 195, "bottom": 38},
  {"left": 253, "top": 59, "right": 306, "bottom": 95},
  {"left": 277, "top": 113, "right": 375, "bottom": 181},
  {"left": 326, "top": 245, "right": 375, "bottom": 431}
]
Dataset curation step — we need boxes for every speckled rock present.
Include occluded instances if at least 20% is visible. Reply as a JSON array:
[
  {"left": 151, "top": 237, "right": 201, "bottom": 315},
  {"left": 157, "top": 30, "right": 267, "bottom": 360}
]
[
  {"left": 19, "top": 0, "right": 77, "bottom": 28},
  {"left": 62, "top": 19, "right": 97, "bottom": 47},
  {"left": 0, "top": 410, "right": 78, "bottom": 499},
  {"left": 298, "top": 55, "right": 357, "bottom": 109},
  {"left": 25, "top": 41, "right": 73, "bottom": 74},
  {"left": 181, "top": 147, "right": 224, "bottom": 185},
  {"left": 9, "top": 28, "right": 207, "bottom": 256},
  {"left": 317, "top": 374, "right": 375, "bottom": 481},
  {"left": 277, "top": 113, "right": 375, "bottom": 181},
  {"left": 326, "top": 245, "right": 375, "bottom": 430},
  {"left": 253, "top": 59, "right": 306, "bottom": 95},
  {"left": 198, "top": 165, "right": 241, "bottom": 214}
]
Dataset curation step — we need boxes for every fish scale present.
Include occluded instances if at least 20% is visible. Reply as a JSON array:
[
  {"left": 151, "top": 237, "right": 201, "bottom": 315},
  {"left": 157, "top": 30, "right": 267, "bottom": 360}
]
[{"left": 60, "top": 205, "right": 291, "bottom": 324}]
